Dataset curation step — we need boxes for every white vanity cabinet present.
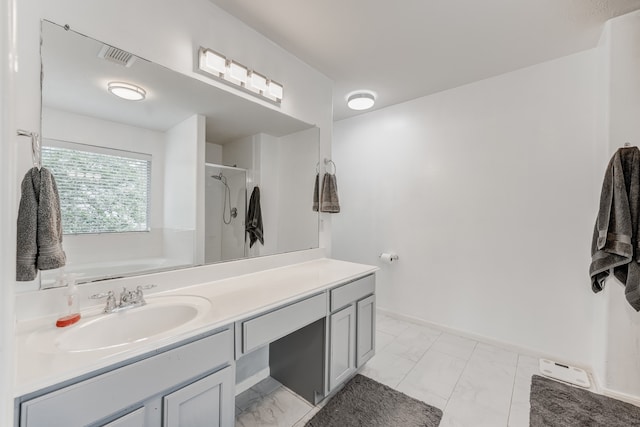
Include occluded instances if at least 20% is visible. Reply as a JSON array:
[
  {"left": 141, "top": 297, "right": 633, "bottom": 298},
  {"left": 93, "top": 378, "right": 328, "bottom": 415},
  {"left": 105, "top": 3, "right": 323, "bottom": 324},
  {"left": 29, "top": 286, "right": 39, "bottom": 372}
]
[
  {"left": 17, "top": 328, "right": 235, "bottom": 427},
  {"left": 163, "top": 366, "right": 234, "bottom": 427},
  {"left": 328, "top": 274, "right": 376, "bottom": 391}
]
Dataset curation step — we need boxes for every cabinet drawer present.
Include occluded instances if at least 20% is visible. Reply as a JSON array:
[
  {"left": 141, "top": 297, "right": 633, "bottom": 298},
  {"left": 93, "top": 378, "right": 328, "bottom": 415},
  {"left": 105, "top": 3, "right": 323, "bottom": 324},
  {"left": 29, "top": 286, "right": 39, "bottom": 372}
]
[
  {"left": 330, "top": 274, "right": 375, "bottom": 312},
  {"left": 20, "top": 329, "right": 233, "bottom": 427},
  {"left": 241, "top": 293, "right": 327, "bottom": 353}
]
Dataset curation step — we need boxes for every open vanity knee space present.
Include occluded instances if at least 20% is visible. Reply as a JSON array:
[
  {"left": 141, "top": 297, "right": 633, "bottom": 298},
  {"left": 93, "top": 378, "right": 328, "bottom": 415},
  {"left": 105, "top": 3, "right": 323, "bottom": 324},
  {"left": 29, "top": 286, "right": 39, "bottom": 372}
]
[{"left": 14, "top": 258, "right": 377, "bottom": 427}]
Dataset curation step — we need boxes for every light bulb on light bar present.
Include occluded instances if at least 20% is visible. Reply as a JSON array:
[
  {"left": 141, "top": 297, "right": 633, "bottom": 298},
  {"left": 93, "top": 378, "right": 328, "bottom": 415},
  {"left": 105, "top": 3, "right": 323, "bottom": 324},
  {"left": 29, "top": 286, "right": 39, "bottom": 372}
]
[
  {"left": 267, "top": 81, "right": 284, "bottom": 100},
  {"left": 107, "top": 81, "right": 146, "bottom": 101},
  {"left": 249, "top": 71, "right": 268, "bottom": 93},
  {"left": 200, "top": 48, "right": 227, "bottom": 76},
  {"left": 228, "top": 61, "right": 248, "bottom": 85}
]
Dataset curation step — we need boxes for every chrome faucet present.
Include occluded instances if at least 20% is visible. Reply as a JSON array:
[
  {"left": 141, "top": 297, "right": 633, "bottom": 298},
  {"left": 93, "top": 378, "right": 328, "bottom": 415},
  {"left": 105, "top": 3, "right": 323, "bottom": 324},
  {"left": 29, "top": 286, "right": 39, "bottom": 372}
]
[{"left": 90, "top": 284, "right": 156, "bottom": 314}]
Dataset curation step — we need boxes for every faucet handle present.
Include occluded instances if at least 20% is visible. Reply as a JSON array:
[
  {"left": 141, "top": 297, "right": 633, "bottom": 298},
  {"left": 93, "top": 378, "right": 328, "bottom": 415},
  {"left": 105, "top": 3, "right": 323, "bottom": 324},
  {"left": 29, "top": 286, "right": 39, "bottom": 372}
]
[
  {"left": 134, "top": 284, "right": 155, "bottom": 305},
  {"left": 90, "top": 290, "right": 117, "bottom": 313},
  {"left": 104, "top": 291, "right": 117, "bottom": 313},
  {"left": 120, "top": 286, "right": 135, "bottom": 304},
  {"left": 89, "top": 291, "right": 111, "bottom": 300}
]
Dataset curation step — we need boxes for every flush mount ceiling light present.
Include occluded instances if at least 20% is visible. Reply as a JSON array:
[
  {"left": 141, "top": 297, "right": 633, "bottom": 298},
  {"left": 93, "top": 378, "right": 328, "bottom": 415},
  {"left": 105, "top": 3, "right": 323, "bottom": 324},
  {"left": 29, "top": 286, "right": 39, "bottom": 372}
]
[
  {"left": 347, "top": 91, "right": 376, "bottom": 111},
  {"left": 197, "top": 46, "right": 283, "bottom": 104},
  {"left": 107, "top": 81, "right": 146, "bottom": 101}
]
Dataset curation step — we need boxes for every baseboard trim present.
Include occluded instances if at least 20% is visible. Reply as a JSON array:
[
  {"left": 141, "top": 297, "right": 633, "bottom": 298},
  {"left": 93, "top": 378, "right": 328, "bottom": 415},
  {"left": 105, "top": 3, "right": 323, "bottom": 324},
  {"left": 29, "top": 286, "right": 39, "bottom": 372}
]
[
  {"left": 235, "top": 367, "right": 270, "bottom": 396},
  {"left": 376, "top": 307, "right": 594, "bottom": 375},
  {"left": 591, "top": 371, "right": 640, "bottom": 407}
]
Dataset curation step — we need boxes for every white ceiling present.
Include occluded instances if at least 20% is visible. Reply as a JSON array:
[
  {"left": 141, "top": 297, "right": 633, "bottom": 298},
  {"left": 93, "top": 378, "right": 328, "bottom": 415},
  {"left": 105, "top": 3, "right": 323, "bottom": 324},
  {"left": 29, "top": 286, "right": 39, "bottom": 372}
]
[{"left": 208, "top": 0, "right": 640, "bottom": 121}]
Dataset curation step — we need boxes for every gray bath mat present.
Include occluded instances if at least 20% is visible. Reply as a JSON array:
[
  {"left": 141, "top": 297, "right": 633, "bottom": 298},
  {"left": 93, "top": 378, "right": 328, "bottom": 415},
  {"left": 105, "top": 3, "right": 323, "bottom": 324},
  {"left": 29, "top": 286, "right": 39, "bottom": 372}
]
[
  {"left": 530, "top": 375, "right": 640, "bottom": 426},
  {"left": 305, "top": 374, "right": 442, "bottom": 426}
]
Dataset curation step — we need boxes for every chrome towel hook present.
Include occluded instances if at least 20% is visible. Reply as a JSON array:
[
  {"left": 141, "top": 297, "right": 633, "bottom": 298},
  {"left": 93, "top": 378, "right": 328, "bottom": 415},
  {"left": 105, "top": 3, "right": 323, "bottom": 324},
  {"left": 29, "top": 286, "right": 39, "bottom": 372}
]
[
  {"left": 324, "top": 158, "right": 337, "bottom": 174},
  {"left": 17, "top": 129, "right": 42, "bottom": 170}
]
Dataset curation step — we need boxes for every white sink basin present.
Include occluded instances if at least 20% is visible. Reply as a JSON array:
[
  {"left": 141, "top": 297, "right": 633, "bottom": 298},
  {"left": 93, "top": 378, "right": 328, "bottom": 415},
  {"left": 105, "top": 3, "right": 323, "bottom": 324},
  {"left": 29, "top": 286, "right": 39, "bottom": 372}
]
[{"left": 28, "top": 295, "right": 212, "bottom": 353}]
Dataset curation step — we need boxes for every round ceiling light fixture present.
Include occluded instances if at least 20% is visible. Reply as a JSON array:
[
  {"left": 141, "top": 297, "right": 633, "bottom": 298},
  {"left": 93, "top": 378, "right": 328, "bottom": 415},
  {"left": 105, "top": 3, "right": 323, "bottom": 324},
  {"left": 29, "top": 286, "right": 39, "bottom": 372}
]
[
  {"left": 347, "top": 91, "right": 376, "bottom": 111},
  {"left": 107, "top": 81, "right": 146, "bottom": 101}
]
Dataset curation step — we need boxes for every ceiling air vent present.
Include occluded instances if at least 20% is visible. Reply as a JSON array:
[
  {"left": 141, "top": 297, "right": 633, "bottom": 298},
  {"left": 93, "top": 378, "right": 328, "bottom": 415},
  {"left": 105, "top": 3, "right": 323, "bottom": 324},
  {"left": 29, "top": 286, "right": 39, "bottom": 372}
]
[{"left": 98, "top": 44, "right": 137, "bottom": 67}]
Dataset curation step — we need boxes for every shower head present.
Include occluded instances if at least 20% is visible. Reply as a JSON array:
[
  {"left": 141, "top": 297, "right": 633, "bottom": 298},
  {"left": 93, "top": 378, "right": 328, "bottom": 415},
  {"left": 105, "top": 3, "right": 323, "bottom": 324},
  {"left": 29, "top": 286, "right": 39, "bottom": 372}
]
[{"left": 211, "top": 172, "right": 228, "bottom": 185}]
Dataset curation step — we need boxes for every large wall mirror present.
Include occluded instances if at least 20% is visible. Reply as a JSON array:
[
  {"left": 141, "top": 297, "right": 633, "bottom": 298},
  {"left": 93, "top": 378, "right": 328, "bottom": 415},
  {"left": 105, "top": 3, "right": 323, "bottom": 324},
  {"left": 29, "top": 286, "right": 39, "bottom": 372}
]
[{"left": 39, "top": 21, "right": 320, "bottom": 286}]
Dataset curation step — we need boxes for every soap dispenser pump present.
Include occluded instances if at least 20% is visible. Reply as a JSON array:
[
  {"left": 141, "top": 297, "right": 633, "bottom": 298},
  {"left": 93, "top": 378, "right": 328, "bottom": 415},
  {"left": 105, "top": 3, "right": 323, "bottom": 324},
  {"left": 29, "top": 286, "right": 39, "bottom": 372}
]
[{"left": 56, "top": 274, "right": 81, "bottom": 328}]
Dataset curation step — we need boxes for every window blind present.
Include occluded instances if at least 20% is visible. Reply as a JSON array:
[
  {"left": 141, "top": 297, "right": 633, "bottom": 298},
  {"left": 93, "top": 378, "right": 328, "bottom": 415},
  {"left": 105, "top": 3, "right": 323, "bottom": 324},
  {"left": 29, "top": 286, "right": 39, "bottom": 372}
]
[{"left": 42, "top": 143, "right": 151, "bottom": 234}]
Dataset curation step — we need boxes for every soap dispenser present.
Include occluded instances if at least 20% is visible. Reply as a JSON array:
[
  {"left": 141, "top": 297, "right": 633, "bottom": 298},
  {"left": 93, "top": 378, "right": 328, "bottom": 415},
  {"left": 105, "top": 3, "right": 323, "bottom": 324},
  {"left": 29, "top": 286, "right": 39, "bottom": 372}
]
[{"left": 56, "top": 273, "right": 81, "bottom": 327}]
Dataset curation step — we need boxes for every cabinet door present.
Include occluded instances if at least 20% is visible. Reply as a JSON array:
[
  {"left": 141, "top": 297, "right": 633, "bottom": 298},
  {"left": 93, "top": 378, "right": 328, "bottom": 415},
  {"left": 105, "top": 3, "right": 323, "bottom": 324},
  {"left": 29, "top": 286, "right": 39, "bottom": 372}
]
[
  {"left": 356, "top": 294, "right": 376, "bottom": 367},
  {"left": 163, "top": 365, "right": 234, "bottom": 427},
  {"left": 102, "top": 408, "right": 145, "bottom": 427},
  {"left": 329, "top": 304, "right": 356, "bottom": 391}
]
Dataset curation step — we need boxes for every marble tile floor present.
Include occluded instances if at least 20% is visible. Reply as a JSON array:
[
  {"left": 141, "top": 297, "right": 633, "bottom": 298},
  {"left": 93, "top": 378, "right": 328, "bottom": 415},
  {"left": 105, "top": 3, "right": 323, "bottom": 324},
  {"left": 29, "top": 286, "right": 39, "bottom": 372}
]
[{"left": 234, "top": 313, "right": 548, "bottom": 427}]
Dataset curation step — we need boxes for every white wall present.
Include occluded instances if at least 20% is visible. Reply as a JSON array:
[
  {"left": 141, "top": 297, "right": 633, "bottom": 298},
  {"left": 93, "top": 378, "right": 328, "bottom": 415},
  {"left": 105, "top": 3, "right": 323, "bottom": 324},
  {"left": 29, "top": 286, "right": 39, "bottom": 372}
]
[
  {"left": 0, "top": 0, "right": 16, "bottom": 423},
  {"left": 206, "top": 142, "right": 223, "bottom": 164},
  {"left": 333, "top": 49, "right": 600, "bottom": 366},
  {"left": 258, "top": 133, "right": 281, "bottom": 257},
  {"left": 164, "top": 114, "right": 205, "bottom": 264},
  {"left": 277, "top": 127, "right": 320, "bottom": 253},
  {"left": 596, "top": 10, "right": 640, "bottom": 401},
  {"left": 590, "top": 20, "right": 612, "bottom": 396}
]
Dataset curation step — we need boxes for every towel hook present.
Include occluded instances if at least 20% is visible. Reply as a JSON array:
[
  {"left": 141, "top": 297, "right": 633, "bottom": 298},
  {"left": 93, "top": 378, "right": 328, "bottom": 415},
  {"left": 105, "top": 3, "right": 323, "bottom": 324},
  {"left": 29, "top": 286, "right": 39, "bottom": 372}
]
[
  {"left": 324, "top": 158, "right": 337, "bottom": 174},
  {"left": 17, "top": 129, "right": 42, "bottom": 170}
]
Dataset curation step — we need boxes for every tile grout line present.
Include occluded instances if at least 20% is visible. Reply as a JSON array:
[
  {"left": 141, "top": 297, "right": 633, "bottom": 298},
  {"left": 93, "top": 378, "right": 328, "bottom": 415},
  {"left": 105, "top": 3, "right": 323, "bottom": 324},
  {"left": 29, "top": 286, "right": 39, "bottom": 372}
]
[
  {"left": 440, "top": 340, "right": 479, "bottom": 416},
  {"left": 384, "top": 326, "right": 443, "bottom": 389},
  {"left": 505, "top": 353, "right": 521, "bottom": 426}
]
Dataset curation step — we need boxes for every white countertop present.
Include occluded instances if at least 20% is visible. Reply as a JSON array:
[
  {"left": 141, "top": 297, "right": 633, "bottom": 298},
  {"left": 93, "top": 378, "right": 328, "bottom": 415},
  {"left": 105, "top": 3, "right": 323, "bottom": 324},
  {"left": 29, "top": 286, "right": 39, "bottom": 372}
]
[{"left": 14, "top": 258, "right": 377, "bottom": 397}]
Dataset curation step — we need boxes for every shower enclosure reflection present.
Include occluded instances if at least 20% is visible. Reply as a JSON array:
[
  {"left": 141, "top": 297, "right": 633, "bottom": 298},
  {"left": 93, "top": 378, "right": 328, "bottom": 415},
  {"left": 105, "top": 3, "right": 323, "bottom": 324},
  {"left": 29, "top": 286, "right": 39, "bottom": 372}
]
[{"left": 205, "top": 164, "right": 247, "bottom": 263}]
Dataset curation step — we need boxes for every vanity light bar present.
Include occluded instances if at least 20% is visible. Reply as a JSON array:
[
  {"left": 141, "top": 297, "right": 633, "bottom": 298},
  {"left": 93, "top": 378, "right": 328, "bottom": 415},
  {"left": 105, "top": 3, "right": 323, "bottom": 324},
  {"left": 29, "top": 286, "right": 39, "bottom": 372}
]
[{"left": 198, "top": 47, "right": 283, "bottom": 104}]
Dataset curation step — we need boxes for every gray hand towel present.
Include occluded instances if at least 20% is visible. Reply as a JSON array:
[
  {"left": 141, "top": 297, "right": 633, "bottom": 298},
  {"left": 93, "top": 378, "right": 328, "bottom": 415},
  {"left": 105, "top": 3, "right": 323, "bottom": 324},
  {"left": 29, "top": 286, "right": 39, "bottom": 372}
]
[
  {"left": 16, "top": 167, "right": 66, "bottom": 281},
  {"left": 246, "top": 186, "right": 264, "bottom": 248},
  {"left": 313, "top": 173, "right": 319, "bottom": 212},
  {"left": 320, "top": 173, "right": 340, "bottom": 213},
  {"left": 590, "top": 147, "right": 640, "bottom": 310}
]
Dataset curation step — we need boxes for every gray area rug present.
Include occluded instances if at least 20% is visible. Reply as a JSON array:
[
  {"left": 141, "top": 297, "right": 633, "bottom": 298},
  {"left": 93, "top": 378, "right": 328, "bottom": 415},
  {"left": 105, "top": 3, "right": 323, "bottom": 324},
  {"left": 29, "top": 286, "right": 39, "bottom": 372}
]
[
  {"left": 530, "top": 375, "right": 640, "bottom": 426},
  {"left": 305, "top": 374, "right": 442, "bottom": 427}
]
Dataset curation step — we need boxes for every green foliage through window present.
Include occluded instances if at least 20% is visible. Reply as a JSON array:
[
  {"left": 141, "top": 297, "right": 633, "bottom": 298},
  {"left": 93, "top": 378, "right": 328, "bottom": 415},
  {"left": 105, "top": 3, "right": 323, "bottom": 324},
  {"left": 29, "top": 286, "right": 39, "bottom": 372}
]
[{"left": 42, "top": 144, "right": 151, "bottom": 234}]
